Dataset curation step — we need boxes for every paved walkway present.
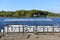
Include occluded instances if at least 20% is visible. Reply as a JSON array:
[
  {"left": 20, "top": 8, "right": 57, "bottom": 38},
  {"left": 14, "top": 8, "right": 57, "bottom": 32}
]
[
  {"left": 0, "top": 33, "right": 60, "bottom": 40},
  {"left": 0, "top": 33, "right": 28, "bottom": 40},
  {"left": 28, "top": 33, "right": 60, "bottom": 40}
]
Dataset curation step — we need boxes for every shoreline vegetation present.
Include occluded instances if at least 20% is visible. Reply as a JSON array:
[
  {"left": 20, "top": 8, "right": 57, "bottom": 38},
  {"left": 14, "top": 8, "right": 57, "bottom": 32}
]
[{"left": 0, "top": 10, "right": 60, "bottom": 18}]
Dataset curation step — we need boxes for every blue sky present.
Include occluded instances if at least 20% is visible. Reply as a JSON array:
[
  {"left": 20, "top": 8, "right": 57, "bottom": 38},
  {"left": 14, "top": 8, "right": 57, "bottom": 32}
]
[{"left": 0, "top": 0, "right": 60, "bottom": 13}]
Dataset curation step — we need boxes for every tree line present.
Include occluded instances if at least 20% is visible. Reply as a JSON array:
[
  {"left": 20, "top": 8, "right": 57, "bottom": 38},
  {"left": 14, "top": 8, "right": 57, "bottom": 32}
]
[{"left": 0, "top": 10, "right": 60, "bottom": 18}]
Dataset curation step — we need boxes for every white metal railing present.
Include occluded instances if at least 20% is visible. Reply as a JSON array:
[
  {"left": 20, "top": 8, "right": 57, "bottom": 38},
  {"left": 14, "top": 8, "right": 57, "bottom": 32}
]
[{"left": 3, "top": 26, "right": 60, "bottom": 33}]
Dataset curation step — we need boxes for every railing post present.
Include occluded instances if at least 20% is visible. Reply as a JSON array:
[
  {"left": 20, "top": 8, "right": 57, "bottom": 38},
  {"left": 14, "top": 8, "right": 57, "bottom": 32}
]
[
  {"left": 7, "top": 27, "right": 8, "bottom": 34},
  {"left": 3, "top": 27, "right": 4, "bottom": 36},
  {"left": 59, "top": 27, "right": 60, "bottom": 32},
  {"left": 53, "top": 27, "right": 54, "bottom": 32},
  {"left": 23, "top": 25, "right": 24, "bottom": 36},
  {"left": 43, "top": 27, "right": 44, "bottom": 33},
  {"left": 47, "top": 27, "right": 48, "bottom": 32},
  {"left": 34, "top": 26, "right": 38, "bottom": 34},
  {"left": 19, "top": 27, "right": 20, "bottom": 32},
  {"left": 11, "top": 27, "right": 13, "bottom": 32}
]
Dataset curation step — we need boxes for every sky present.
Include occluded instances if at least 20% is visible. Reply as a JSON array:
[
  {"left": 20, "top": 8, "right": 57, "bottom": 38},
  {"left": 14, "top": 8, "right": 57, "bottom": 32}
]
[{"left": 0, "top": 0, "right": 60, "bottom": 13}]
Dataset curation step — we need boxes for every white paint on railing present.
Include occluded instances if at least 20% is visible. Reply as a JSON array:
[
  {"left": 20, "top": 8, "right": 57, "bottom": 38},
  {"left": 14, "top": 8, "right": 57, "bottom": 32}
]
[{"left": 1, "top": 25, "right": 60, "bottom": 32}]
